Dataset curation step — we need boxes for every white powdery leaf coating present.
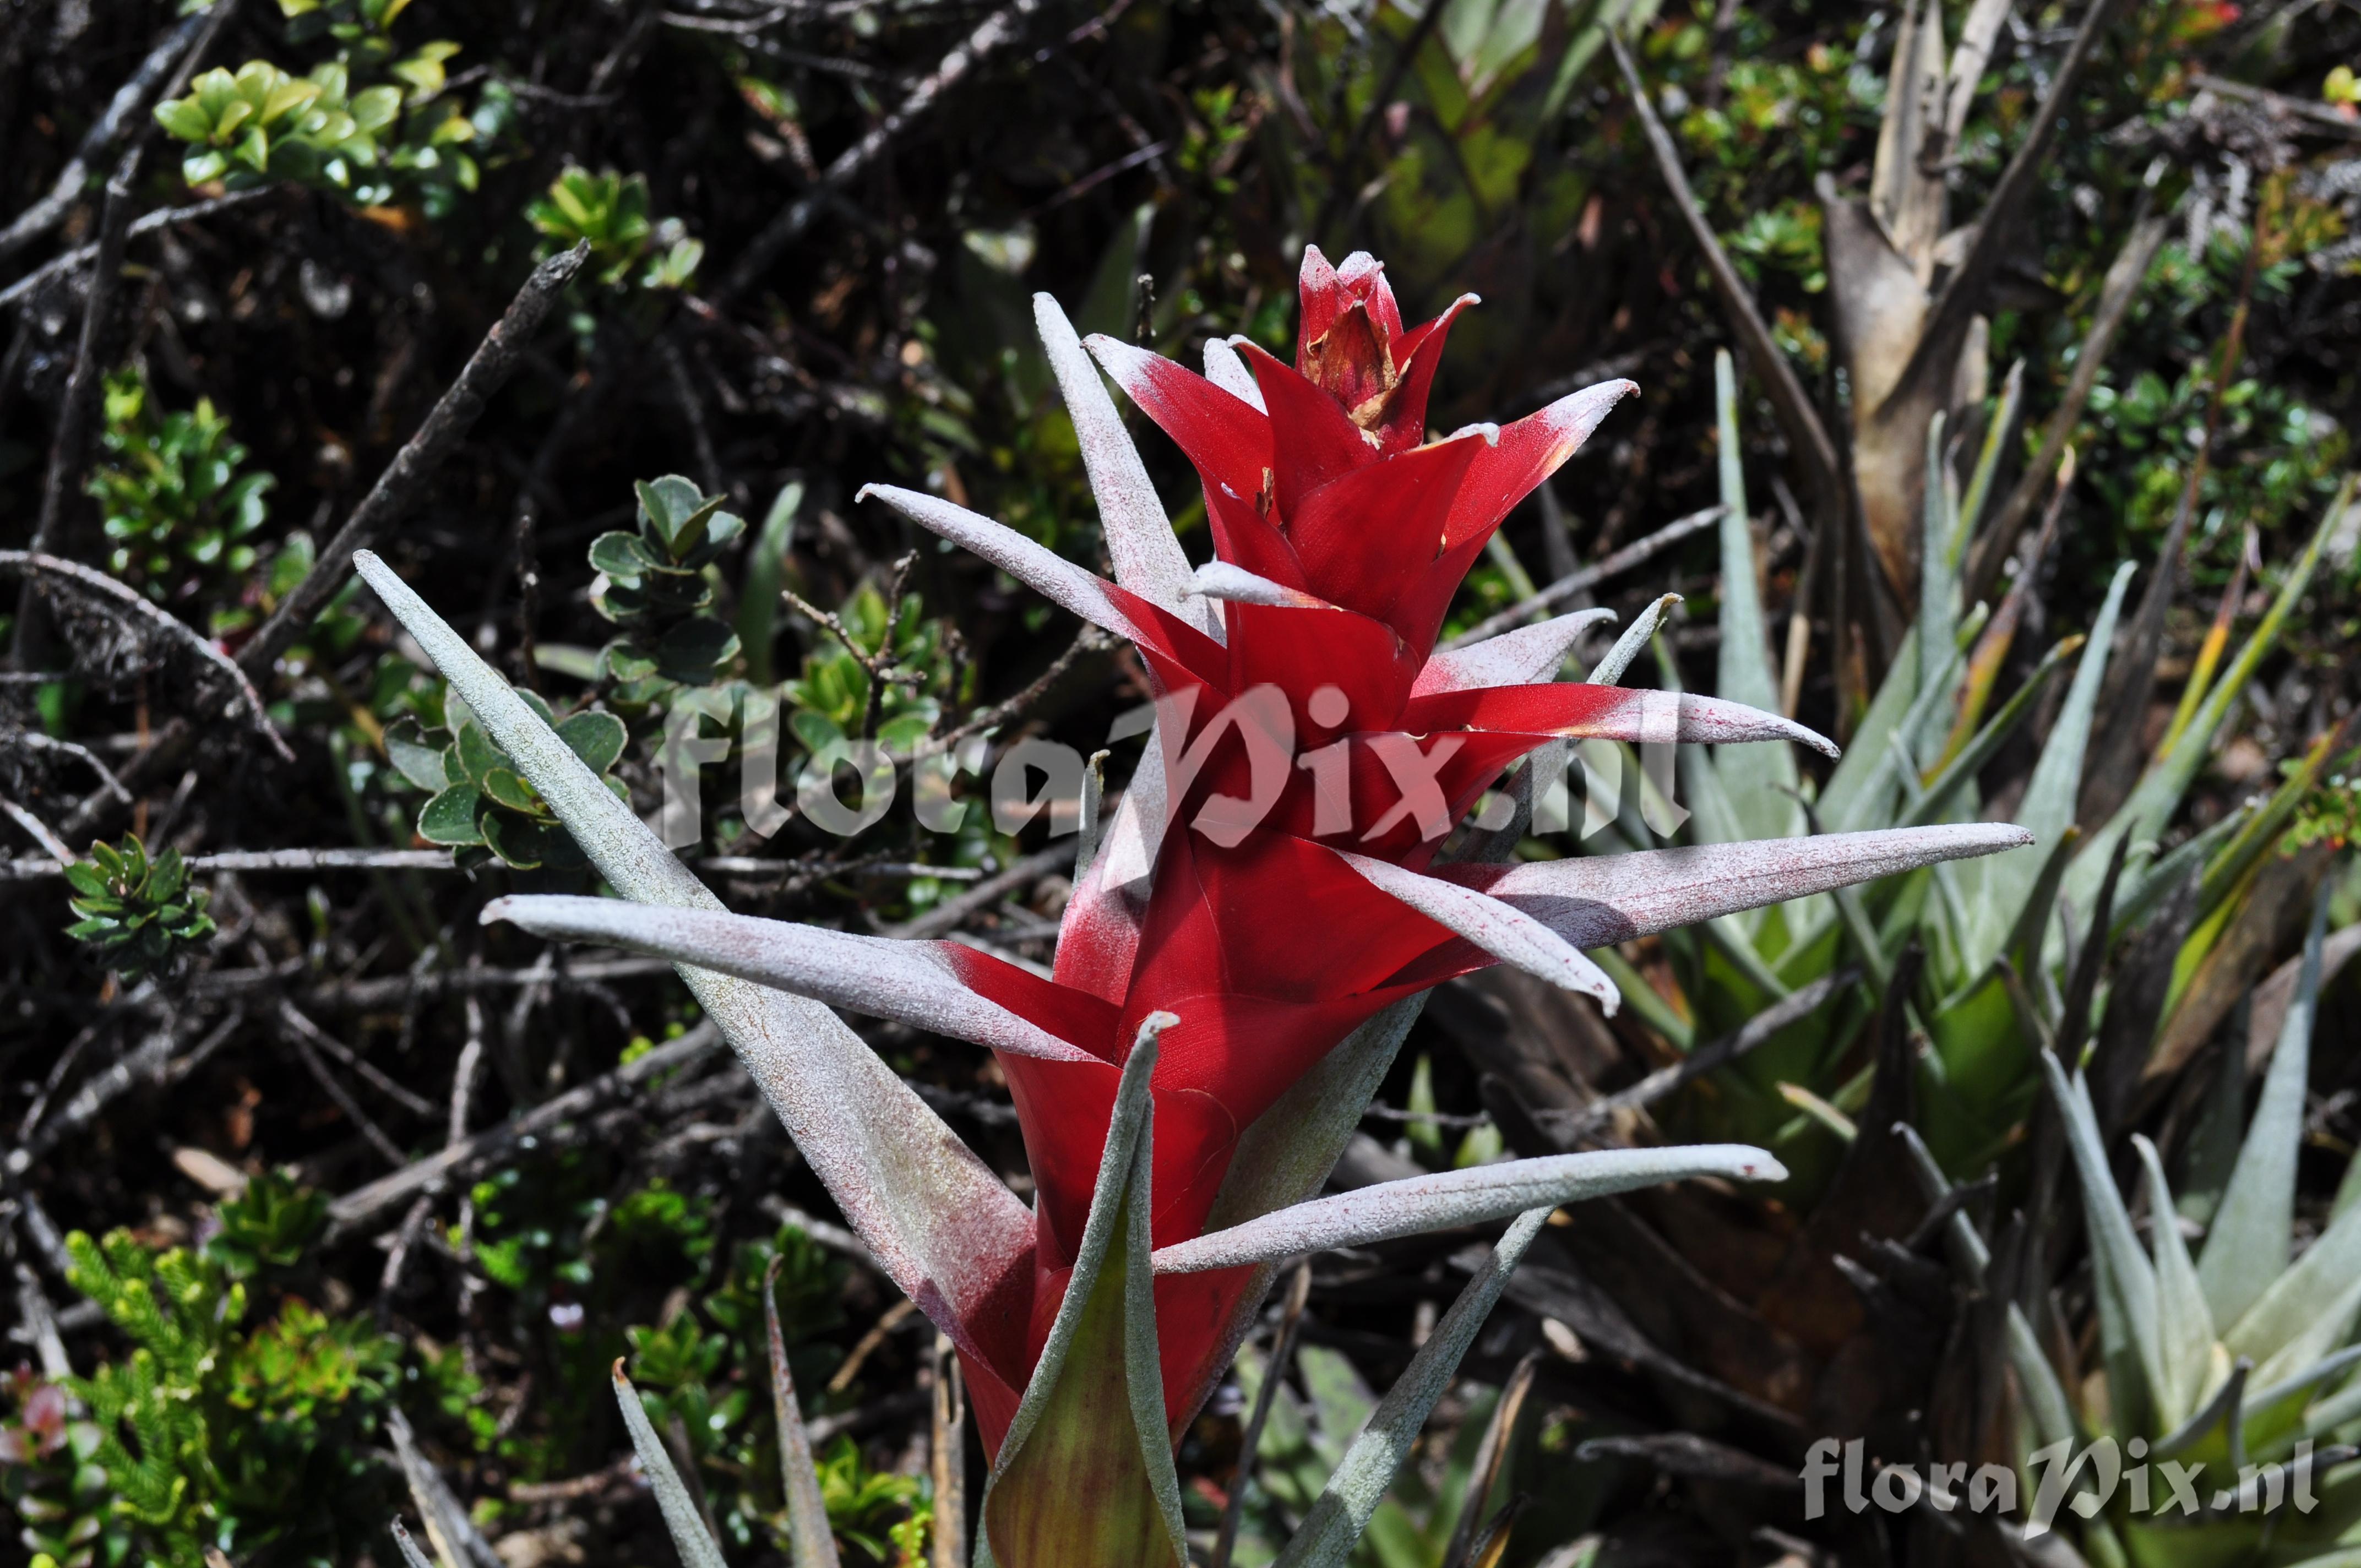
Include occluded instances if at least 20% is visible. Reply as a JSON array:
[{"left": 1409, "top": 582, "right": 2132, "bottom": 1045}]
[
  {"left": 859, "top": 484, "right": 1146, "bottom": 645},
  {"left": 1185, "top": 560, "right": 1336, "bottom": 611},
  {"left": 1035, "top": 293, "right": 1219, "bottom": 642},
  {"left": 1451, "top": 824, "right": 2035, "bottom": 948},
  {"left": 1413, "top": 608, "right": 1618, "bottom": 696},
  {"left": 352, "top": 553, "right": 1036, "bottom": 1376},
  {"left": 1204, "top": 335, "right": 1266, "bottom": 411},
  {"left": 614, "top": 1368, "right": 731, "bottom": 1568},
  {"left": 1337, "top": 851, "right": 1620, "bottom": 1011},
  {"left": 1586, "top": 594, "right": 1680, "bottom": 687},
  {"left": 1152, "top": 1144, "right": 1785, "bottom": 1273},
  {"left": 1568, "top": 689, "right": 1838, "bottom": 758},
  {"left": 483, "top": 896, "right": 1096, "bottom": 1063},
  {"left": 1450, "top": 380, "right": 1636, "bottom": 532}
]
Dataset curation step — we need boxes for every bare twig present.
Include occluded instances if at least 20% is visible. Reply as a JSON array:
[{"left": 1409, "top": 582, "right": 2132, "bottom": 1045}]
[
  {"left": 913, "top": 624, "right": 1108, "bottom": 761},
  {"left": 325, "top": 1025, "right": 720, "bottom": 1236},
  {"left": 2189, "top": 73, "right": 2361, "bottom": 138},
  {"left": 1891, "top": 0, "right": 2139, "bottom": 410},
  {"left": 1607, "top": 31, "right": 1845, "bottom": 533},
  {"left": 277, "top": 1000, "right": 439, "bottom": 1119},
  {"left": 0, "top": 552, "right": 292, "bottom": 761},
  {"left": 0, "top": 796, "right": 75, "bottom": 863},
  {"left": 1962, "top": 207, "right": 2168, "bottom": 608},
  {"left": 242, "top": 243, "right": 589, "bottom": 675},
  {"left": 879, "top": 845, "right": 1070, "bottom": 939},
  {"left": 1551, "top": 969, "right": 1858, "bottom": 1143},
  {"left": 12, "top": 157, "right": 141, "bottom": 668},
  {"left": 1442, "top": 503, "right": 1726, "bottom": 648},
  {"left": 288, "top": 1026, "right": 408, "bottom": 1167},
  {"left": 2, "top": 732, "right": 132, "bottom": 804},
  {"left": 929, "top": 1331, "right": 965, "bottom": 1568},
  {"left": 1210, "top": 1261, "right": 1313, "bottom": 1568},
  {"left": 0, "top": 189, "right": 275, "bottom": 312},
  {"left": 0, "top": 8, "right": 210, "bottom": 262},
  {"left": 718, "top": 0, "right": 1048, "bottom": 303}
]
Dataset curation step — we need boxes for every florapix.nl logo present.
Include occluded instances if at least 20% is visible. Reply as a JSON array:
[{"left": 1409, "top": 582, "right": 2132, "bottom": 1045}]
[
  {"left": 646, "top": 681, "right": 1695, "bottom": 850},
  {"left": 1802, "top": 1436, "right": 2339, "bottom": 1538}
]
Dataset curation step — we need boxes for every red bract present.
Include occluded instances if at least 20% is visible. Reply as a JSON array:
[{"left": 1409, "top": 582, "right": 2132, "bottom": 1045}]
[{"left": 883, "top": 248, "right": 1832, "bottom": 1451}]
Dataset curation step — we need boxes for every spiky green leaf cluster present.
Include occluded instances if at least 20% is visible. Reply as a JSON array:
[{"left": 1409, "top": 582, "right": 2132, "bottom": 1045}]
[
  {"left": 63, "top": 836, "right": 215, "bottom": 981},
  {"left": 1621, "top": 363, "right": 2347, "bottom": 1189},
  {"left": 589, "top": 475, "right": 744, "bottom": 691},
  {"left": 86, "top": 368, "right": 274, "bottom": 602},
  {"left": 208, "top": 1170, "right": 329, "bottom": 1279},
  {"left": 387, "top": 690, "right": 629, "bottom": 870}
]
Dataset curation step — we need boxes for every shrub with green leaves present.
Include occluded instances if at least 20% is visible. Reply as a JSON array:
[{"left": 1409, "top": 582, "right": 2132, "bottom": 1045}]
[
  {"left": 387, "top": 690, "right": 629, "bottom": 871},
  {"left": 87, "top": 369, "right": 274, "bottom": 605},
  {"left": 590, "top": 476, "right": 743, "bottom": 693},
  {"left": 63, "top": 836, "right": 215, "bottom": 982},
  {"left": 152, "top": 0, "right": 482, "bottom": 211},
  {"left": 59, "top": 1177, "right": 403, "bottom": 1565},
  {"left": 529, "top": 167, "right": 704, "bottom": 290},
  {"left": 784, "top": 579, "right": 957, "bottom": 760}
]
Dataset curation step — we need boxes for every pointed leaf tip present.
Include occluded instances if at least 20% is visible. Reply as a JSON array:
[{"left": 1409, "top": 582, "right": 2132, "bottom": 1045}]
[{"left": 1153, "top": 1143, "right": 1785, "bottom": 1273}]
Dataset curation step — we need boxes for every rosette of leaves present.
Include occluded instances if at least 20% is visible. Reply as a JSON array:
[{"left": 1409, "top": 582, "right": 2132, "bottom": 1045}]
[
  {"left": 388, "top": 693, "right": 628, "bottom": 871},
  {"left": 63, "top": 836, "right": 215, "bottom": 981},
  {"left": 88, "top": 369, "right": 274, "bottom": 601},
  {"left": 527, "top": 167, "right": 703, "bottom": 289},
  {"left": 589, "top": 476, "right": 743, "bottom": 691}
]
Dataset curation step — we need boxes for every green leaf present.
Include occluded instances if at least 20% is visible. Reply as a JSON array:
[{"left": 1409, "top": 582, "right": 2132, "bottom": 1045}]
[
  {"left": 2065, "top": 477, "right": 2351, "bottom": 916},
  {"left": 154, "top": 97, "right": 214, "bottom": 142},
  {"left": 2133, "top": 1134, "right": 2216, "bottom": 1431},
  {"left": 478, "top": 810, "right": 551, "bottom": 869},
  {"left": 1272, "top": 1207, "right": 1553, "bottom": 1567},
  {"left": 611, "top": 1364, "right": 731, "bottom": 1568},
  {"left": 417, "top": 785, "right": 486, "bottom": 846},
  {"left": 1709, "top": 350, "right": 1797, "bottom": 843},
  {"left": 455, "top": 721, "right": 505, "bottom": 786},
  {"left": 556, "top": 709, "right": 627, "bottom": 775},
  {"left": 384, "top": 721, "right": 450, "bottom": 792},
  {"left": 480, "top": 767, "right": 540, "bottom": 814},
  {"left": 655, "top": 617, "right": 739, "bottom": 683},
  {"left": 1986, "top": 560, "right": 2135, "bottom": 936},
  {"left": 979, "top": 1020, "right": 1186, "bottom": 1568},
  {"left": 2041, "top": 1051, "right": 2165, "bottom": 1435},
  {"left": 588, "top": 530, "right": 651, "bottom": 581},
  {"left": 2201, "top": 888, "right": 2331, "bottom": 1331}
]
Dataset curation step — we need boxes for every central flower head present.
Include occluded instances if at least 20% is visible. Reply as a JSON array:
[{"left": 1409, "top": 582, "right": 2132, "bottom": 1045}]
[{"left": 900, "top": 248, "right": 1832, "bottom": 1449}]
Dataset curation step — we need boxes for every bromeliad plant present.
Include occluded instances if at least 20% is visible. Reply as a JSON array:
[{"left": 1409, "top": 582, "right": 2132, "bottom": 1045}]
[
  {"left": 1630, "top": 353, "right": 2349, "bottom": 1192},
  {"left": 353, "top": 247, "right": 2027, "bottom": 1566},
  {"left": 1905, "top": 892, "right": 2361, "bottom": 1567}
]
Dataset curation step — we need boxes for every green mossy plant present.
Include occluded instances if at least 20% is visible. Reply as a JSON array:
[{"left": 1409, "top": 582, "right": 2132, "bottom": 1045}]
[{"left": 63, "top": 836, "right": 216, "bottom": 982}]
